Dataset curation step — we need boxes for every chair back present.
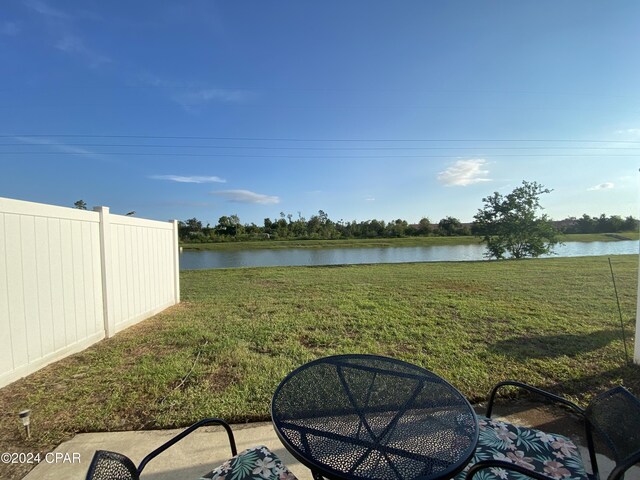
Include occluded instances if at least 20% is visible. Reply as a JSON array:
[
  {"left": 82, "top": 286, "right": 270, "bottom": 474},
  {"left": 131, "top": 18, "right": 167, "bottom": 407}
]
[
  {"left": 86, "top": 450, "right": 139, "bottom": 480},
  {"left": 585, "top": 386, "right": 640, "bottom": 468}
]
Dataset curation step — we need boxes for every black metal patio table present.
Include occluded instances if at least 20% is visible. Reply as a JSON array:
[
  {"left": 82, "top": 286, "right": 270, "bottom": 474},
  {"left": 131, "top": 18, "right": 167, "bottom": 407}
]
[{"left": 271, "top": 355, "right": 478, "bottom": 480}]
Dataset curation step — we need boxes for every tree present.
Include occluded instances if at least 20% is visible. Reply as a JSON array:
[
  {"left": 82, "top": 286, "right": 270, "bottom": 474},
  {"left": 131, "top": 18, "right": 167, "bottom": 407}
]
[
  {"left": 215, "top": 214, "right": 242, "bottom": 236},
  {"left": 576, "top": 214, "right": 595, "bottom": 234},
  {"left": 623, "top": 215, "right": 639, "bottom": 231},
  {"left": 74, "top": 199, "right": 87, "bottom": 210},
  {"left": 604, "top": 215, "right": 624, "bottom": 233},
  {"left": 386, "top": 219, "right": 408, "bottom": 237},
  {"left": 473, "top": 181, "right": 558, "bottom": 259},
  {"left": 417, "top": 217, "right": 431, "bottom": 236},
  {"left": 178, "top": 217, "right": 205, "bottom": 241},
  {"left": 437, "top": 216, "right": 464, "bottom": 236},
  {"left": 263, "top": 217, "right": 273, "bottom": 233},
  {"left": 184, "top": 217, "right": 203, "bottom": 232}
]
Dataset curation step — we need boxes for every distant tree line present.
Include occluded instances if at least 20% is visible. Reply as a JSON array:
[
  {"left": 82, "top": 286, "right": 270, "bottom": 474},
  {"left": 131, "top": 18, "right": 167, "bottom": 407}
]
[
  {"left": 178, "top": 211, "right": 638, "bottom": 243},
  {"left": 559, "top": 214, "right": 638, "bottom": 234}
]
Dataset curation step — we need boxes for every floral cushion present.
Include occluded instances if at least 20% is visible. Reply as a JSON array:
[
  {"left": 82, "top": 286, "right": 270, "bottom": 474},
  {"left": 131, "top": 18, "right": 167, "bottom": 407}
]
[
  {"left": 455, "top": 416, "right": 590, "bottom": 480},
  {"left": 199, "top": 446, "right": 298, "bottom": 480}
]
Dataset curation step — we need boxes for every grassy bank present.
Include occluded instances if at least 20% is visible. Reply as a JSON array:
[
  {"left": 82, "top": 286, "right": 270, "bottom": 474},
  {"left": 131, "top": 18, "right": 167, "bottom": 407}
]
[
  {"left": 1, "top": 255, "right": 639, "bottom": 478},
  {"left": 181, "top": 235, "right": 481, "bottom": 250},
  {"left": 181, "top": 231, "right": 639, "bottom": 250}
]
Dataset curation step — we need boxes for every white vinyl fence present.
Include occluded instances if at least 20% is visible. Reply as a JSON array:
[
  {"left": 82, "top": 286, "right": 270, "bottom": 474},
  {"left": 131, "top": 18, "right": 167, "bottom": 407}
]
[{"left": 0, "top": 197, "right": 180, "bottom": 388}]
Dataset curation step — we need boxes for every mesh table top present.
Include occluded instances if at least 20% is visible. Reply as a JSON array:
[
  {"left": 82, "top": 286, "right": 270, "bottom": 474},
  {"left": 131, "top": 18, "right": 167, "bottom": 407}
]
[{"left": 271, "top": 355, "right": 478, "bottom": 480}]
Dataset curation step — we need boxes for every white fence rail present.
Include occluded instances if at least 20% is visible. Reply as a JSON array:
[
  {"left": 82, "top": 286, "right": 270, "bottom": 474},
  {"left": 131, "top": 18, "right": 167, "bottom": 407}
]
[{"left": 0, "top": 197, "right": 179, "bottom": 388}]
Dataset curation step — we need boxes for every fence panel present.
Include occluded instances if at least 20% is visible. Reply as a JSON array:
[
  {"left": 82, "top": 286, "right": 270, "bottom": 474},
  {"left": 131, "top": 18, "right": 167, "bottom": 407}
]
[
  {"left": 0, "top": 197, "right": 179, "bottom": 388},
  {"left": 108, "top": 215, "right": 177, "bottom": 332}
]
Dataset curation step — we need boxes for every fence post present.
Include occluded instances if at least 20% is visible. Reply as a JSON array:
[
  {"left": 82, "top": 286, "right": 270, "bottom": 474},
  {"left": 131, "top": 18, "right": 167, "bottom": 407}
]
[
  {"left": 94, "top": 206, "right": 116, "bottom": 338},
  {"left": 172, "top": 219, "right": 180, "bottom": 304}
]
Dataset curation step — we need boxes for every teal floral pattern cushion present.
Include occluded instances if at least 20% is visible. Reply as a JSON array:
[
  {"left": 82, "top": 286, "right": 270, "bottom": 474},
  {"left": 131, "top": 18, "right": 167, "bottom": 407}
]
[
  {"left": 455, "top": 416, "right": 589, "bottom": 480},
  {"left": 199, "top": 446, "right": 298, "bottom": 480}
]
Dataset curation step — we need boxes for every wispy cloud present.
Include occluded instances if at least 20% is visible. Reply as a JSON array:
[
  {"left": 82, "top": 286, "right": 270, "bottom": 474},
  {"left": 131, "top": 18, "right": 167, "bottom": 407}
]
[
  {"left": 150, "top": 175, "right": 227, "bottom": 184},
  {"left": 24, "top": 0, "right": 69, "bottom": 19},
  {"left": 364, "top": 196, "right": 375, "bottom": 202},
  {"left": 176, "top": 88, "right": 250, "bottom": 104},
  {"left": 1, "top": 22, "right": 21, "bottom": 36},
  {"left": 438, "top": 159, "right": 491, "bottom": 186},
  {"left": 133, "top": 72, "right": 253, "bottom": 111},
  {"left": 14, "top": 136, "right": 105, "bottom": 158},
  {"left": 135, "top": 72, "right": 171, "bottom": 88},
  {"left": 56, "top": 35, "right": 111, "bottom": 67},
  {"left": 615, "top": 128, "right": 640, "bottom": 137},
  {"left": 173, "top": 88, "right": 252, "bottom": 111},
  {"left": 211, "top": 190, "right": 280, "bottom": 205},
  {"left": 588, "top": 182, "right": 614, "bottom": 191},
  {"left": 24, "top": 1, "right": 109, "bottom": 69}
]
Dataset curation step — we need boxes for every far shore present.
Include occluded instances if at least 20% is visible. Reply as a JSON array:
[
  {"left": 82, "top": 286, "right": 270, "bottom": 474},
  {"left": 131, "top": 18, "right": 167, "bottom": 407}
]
[{"left": 180, "top": 231, "right": 640, "bottom": 251}]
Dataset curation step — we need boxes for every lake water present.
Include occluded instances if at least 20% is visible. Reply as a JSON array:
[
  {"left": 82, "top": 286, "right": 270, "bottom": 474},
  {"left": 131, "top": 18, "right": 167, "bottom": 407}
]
[{"left": 179, "top": 240, "right": 640, "bottom": 270}]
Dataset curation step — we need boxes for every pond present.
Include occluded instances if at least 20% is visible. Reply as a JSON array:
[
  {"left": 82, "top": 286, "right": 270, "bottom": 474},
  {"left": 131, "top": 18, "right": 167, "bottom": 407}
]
[{"left": 179, "top": 240, "right": 640, "bottom": 270}]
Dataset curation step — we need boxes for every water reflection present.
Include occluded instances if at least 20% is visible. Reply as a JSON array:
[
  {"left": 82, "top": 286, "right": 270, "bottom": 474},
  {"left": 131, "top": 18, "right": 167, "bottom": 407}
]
[{"left": 179, "top": 240, "right": 639, "bottom": 270}]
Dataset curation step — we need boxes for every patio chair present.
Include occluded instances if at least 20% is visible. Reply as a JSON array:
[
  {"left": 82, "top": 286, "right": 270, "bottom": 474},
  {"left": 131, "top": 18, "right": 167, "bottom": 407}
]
[
  {"left": 457, "top": 381, "right": 640, "bottom": 480},
  {"left": 86, "top": 418, "right": 298, "bottom": 480}
]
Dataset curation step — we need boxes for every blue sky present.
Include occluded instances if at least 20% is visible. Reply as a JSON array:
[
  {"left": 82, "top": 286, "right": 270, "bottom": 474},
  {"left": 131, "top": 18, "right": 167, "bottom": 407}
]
[{"left": 1, "top": 1, "right": 639, "bottom": 225}]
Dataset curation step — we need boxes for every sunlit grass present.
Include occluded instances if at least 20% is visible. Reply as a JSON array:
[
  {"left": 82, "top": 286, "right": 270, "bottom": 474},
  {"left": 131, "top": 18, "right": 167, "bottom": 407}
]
[{"left": 1, "top": 254, "right": 639, "bottom": 479}]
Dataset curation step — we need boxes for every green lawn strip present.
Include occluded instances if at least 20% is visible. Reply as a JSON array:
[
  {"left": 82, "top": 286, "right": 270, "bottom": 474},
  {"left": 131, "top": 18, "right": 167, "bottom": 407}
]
[
  {"left": 180, "top": 231, "right": 639, "bottom": 250},
  {"left": 557, "top": 231, "right": 639, "bottom": 242},
  {"left": 181, "top": 235, "right": 483, "bottom": 250},
  {"left": 1, "top": 255, "right": 639, "bottom": 479}
]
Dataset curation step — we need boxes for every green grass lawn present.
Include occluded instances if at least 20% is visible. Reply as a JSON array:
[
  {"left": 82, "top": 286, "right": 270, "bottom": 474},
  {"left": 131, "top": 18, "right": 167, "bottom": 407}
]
[
  {"left": 181, "top": 231, "right": 639, "bottom": 250},
  {"left": 1, "top": 255, "right": 639, "bottom": 479},
  {"left": 181, "top": 235, "right": 483, "bottom": 250}
]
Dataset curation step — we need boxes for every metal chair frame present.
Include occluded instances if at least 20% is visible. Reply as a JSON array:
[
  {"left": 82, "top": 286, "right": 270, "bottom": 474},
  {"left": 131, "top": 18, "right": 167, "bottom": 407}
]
[
  {"left": 466, "top": 381, "right": 640, "bottom": 480},
  {"left": 86, "top": 417, "right": 237, "bottom": 480}
]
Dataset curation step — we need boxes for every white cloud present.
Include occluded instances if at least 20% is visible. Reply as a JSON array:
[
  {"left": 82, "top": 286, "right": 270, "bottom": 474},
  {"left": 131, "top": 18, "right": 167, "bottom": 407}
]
[
  {"left": 134, "top": 73, "right": 253, "bottom": 110},
  {"left": 24, "top": 0, "right": 69, "bottom": 19},
  {"left": 150, "top": 175, "right": 226, "bottom": 184},
  {"left": 437, "top": 159, "right": 491, "bottom": 186},
  {"left": 56, "top": 35, "right": 84, "bottom": 52},
  {"left": 211, "top": 189, "right": 280, "bottom": 205},
  {"left": 615, "top": 128, "right": 640, "bottom": 137},
  {"left": 364, "top": 196, "right": 375, "bottom": 201},
  {"left": 588, "top": 182, "right": 614, "bottom": 191},
  {"left": 173, "top": 88, "right": 252, "bottom": 110},
  {"left": 179, "top": 89, "right": 249, "bottom": 103},
  {"left": 14, "top": 136, "right": 105, "bottom": 158},
  {"left": 1, "top": 22, "right": 21, "bottom": 36},
  {"left": 56, "top": 35, "right": 111, "bottom": 67},
  {"left": 23, "top": 1, "right": 108, "bottom": 69},
  {"left": 135, "top": 72, "right": 172, "bottom": 87}
]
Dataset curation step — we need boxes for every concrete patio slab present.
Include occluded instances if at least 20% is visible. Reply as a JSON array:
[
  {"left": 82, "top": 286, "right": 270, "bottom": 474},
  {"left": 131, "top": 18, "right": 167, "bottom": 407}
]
[
  {"left": 22, "top": 404, "right": 640, "bottom": 479},
  {"left": 23, "top": 421, "right": 311, "bottom": 480}
]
